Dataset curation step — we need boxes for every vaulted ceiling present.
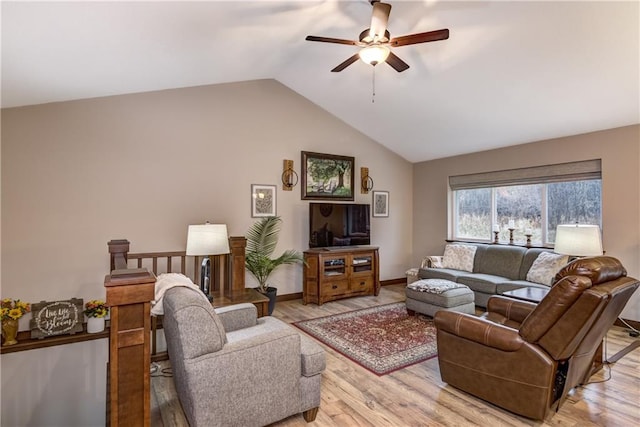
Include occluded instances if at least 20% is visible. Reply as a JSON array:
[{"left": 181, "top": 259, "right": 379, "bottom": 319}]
[{"left": 2, "top": 1, "right": 638, "bottom": 162}]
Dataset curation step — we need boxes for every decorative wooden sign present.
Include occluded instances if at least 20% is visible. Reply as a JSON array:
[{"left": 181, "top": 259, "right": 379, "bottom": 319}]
[{"left": 30, "top": 298, "right": 84, "bottom": 339}]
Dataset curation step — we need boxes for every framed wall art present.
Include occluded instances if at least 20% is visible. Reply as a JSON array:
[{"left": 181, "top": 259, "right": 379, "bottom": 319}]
[
  {"left": 372, "top": 190, "right": 389, "bottom": 217},
  {"left": 301, "top": 151, "right": 355, "bottom": 201},
  {"left": 251, "top": 184, "right": 277, "bottom": 217}
]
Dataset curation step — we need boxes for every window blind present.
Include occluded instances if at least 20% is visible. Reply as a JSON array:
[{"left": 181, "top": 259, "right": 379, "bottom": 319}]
[{"left": 449, "top": 159, "right": 601, "bottom": 190}]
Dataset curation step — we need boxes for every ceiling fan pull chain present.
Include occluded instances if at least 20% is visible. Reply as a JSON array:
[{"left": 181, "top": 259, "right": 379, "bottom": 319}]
[{"left": 372, "top": 67, "right": 376, "bottom": 103}]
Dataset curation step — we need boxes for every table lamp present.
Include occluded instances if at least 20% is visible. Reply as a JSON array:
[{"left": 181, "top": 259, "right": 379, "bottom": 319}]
[
  {"left": 186, "top": 223, "right": 230, "bottom": 301},
  {"left": 554, "top": 224, "right": 603, "bottom": 257}
]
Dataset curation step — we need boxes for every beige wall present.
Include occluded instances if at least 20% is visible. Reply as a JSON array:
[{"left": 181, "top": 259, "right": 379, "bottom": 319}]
[
  {"left": 1, "top": 79, "right": 413, "bottom": 426},
  {"left": 413, "top": 124, "right": 640, "bottom": 322},
  {"left": 3, "top": 78, "right": 637, "bottom": 425}
]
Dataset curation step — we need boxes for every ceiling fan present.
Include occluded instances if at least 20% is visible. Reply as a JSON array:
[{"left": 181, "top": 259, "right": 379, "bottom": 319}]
[{"left": 305, "top": 0, "right": 449, "bottom": 73}]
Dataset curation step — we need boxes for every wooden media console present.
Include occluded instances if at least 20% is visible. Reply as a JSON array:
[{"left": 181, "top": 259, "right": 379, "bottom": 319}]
[{"left": 303, "top": 246, "right": 380, "bottom": 305}]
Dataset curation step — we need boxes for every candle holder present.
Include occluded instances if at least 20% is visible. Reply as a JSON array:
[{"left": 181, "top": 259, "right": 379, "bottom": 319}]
[
  {"left": 493, "top": 231, "right": 499, "bottom": 244},
  {"left": 508, "top": 228, "right": 515, "bottom": 245},
  {"left": 525, "top": 233, "right": 532, "bottom": 247}
]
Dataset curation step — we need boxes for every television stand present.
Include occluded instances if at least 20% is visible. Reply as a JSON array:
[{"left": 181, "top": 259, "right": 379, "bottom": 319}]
[{"left": 303, "top": 246, "right": 380, "bottom": 305}]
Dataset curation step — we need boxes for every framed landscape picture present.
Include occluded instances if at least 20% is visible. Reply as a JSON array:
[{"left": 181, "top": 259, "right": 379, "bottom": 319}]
[
  {"left": 301, "top": 151, "right": 355, "bottom": 201},
  {"left": 372, "top": 191, "right": 389, "bottom": 217},
  {"left": 251, "top": 184, "right": 276, "bottom": 217}
]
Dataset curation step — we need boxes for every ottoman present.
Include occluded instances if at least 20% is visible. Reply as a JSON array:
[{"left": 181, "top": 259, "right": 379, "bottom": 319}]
[{"left": 405, "top": 278, "right": 475, "bottom": 317}]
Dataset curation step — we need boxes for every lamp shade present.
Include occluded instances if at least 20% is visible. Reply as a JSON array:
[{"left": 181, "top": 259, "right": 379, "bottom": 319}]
[
  {"left": 359, "top": 45, "right": 390, "bottom": 65},
  {"left": 554, "top": 224, "right": 603, "bottom": 256},
  {"left": 186, "top": 223, "right": 230, "bottom": 256}
]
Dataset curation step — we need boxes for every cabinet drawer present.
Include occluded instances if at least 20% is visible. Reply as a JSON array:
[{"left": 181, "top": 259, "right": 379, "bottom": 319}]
[
  {"left": 323, "top": 279, "right": 349, "bottom": 295},
  {"left": 351, "top": 277, "right": 373, "bottom": 293}
]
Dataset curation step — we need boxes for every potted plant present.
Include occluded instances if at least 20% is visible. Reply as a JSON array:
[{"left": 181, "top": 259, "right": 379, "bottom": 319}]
[
  {"left": 245, "top": 216, "right": 304, "bottom": 315},
  {"left": 85, "top": 299, "right": 109, "bottom": 333}
]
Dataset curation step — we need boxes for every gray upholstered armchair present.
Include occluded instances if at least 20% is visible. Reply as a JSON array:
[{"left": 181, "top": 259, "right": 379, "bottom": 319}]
[{"left": 163, "top": 287, "right": 325, "bottom": 427}]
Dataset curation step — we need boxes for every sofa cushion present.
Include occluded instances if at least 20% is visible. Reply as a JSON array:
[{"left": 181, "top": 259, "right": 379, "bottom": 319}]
[
  {"left": 442, "top": 244, "right": 477, "bottom": 272},
  {"left": 476, "top": 245, "right": 526, "bottom": 279},
  {"left": 457, "top": 273, "right": 508, "bottom": 294},
  {"left": 470, "top": 244, "right": 488, "bottom": 272},
  {"left": 418, "top": 267, "right": 476, "bottom": 282},
  {"left": 526, "top": 252, "right": 570, "bottom": 286}
]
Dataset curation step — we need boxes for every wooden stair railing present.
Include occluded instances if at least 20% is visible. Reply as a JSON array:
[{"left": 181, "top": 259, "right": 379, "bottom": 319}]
[
  {"left": 103, "top": 236, "right": 247, "bottom": 425},
  {"left": 105, "top": 239, "right": 156, "bottom": 427},
  {"left": 124, "top": 236, "right": 247, "bottom": 361}
]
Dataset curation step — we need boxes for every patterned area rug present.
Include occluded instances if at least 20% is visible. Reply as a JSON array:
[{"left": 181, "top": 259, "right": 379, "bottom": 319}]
[{"left": 293, "top": 302, "right": 437, "bottom": 376}]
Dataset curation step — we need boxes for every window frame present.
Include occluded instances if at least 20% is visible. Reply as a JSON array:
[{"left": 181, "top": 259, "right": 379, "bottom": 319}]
[{"left": 450, "top": 180, "right": 602, "bottom": 246}]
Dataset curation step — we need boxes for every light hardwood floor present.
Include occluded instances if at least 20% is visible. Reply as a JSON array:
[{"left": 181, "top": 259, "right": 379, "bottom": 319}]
[{"left": 151, "top": 284, "right": 640, "bottom": 426}]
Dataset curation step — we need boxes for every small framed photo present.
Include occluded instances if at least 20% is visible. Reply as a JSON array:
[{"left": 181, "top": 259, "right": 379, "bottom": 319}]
[
  {"left": 372, "top": 191, "right": 389, "bottom": 217},
  {"left": 251, "top": 184, "right": 277, "bottom": 217}
]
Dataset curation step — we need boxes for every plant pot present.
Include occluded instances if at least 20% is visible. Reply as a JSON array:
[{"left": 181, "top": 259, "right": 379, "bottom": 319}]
[
  {"left": 261, "top": 286, "right": 277, "bottom": 316},
  {"left": 2, "top": 318, "right": 19, "bottom": 346},
  {"left": 87, "top": 317, "right": 105, "bottom": 333}
]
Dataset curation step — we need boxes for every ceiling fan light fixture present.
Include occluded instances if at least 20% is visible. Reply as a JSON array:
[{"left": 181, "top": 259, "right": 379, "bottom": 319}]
[
  {"left": 306, "top": 1, "right": 449, "bottom": 73},
  {"left": 359, "top": 45, "right": 390, "bottom": 66}
]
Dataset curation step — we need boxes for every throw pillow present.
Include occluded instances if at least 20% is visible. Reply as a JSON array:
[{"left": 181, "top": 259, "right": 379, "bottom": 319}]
[
  {"left": 441, "top": 244, "right": 477, "bottom": 272},
  {"left": 526, "top": 252, "right": 570, "bottom": 286}
]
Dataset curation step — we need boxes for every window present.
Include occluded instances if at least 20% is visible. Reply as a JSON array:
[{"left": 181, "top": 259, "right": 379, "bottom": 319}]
[
  {"left": 450, "top": 160, "right": 602, "bottom": 246},
  {"left": 547, "top": 180, "right": 601, "bottom": 242},
  {"left": 454, "top": 188, "right": 491, "bottom": 240},
  {"left": 496, "top": 184, "right": 543, "bottom": 243}
]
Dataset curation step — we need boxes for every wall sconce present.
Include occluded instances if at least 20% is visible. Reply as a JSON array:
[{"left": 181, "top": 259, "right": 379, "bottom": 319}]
[
  {"left": 282, "top": 159, "right": 298, "bottom": 191},
  {"left": 361, "top": 167, "right": 374, "bottom": 194}
]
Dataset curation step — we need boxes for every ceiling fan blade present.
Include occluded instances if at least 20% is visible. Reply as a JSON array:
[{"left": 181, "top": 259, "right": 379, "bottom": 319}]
[
  {"left": 331, "top": 54, "right": 360, "bottom": 72},
  {"left": 385, "top": 51, "right": 410, "bottom": 73},
  {"left": 305, "top": 35, "right": 357, "bottom": 46},
  {"left": 389, "top": 29, "right": 449, "bottom": 47},
  {"left": 370, "top": 2, "right": 392, "bottom": 39}
]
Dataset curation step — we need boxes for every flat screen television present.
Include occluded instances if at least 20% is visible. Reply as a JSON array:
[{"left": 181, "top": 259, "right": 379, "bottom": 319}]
[{"left": 309, "top": 203, "right": 370, "bottom": 248}]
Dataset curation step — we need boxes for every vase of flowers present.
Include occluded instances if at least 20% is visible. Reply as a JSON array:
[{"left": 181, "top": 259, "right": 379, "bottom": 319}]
[
  {"left": 1, "top": 298, "right": 31, "bottom": 346},
  {"left": 85, "top": 300, "right": 109, "bottom": 333}
]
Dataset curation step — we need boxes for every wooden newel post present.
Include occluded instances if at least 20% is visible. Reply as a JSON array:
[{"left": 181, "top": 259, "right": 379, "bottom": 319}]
[
  {"left": 108, "top": 239, "right": 130, "bottom": 271},
  {"left": 105, "top": 240, "right": 156, "bottom": 427},
  {"left": 228, "top": 236, "right": 247, "bottom": 292}
]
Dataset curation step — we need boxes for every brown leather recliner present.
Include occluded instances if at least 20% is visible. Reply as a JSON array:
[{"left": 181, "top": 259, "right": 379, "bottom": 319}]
[{"left": 434, "top": 256, "right": 639, "bottom": 420}]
